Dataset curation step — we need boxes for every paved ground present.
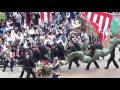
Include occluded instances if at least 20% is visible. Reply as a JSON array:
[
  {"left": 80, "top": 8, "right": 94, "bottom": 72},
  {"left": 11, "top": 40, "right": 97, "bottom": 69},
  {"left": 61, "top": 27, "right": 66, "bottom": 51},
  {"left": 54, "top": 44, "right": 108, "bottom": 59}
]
[{"left": 1, "top": 47, "right": 120, "bottom": 78}]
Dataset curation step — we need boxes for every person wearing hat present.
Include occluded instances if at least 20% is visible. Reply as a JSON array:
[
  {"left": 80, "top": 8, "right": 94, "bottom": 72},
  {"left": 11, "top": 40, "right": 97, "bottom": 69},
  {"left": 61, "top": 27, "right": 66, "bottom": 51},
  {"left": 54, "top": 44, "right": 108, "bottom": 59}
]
[{"left": 51, "top": 57, "right": 61, "bottom": 78}]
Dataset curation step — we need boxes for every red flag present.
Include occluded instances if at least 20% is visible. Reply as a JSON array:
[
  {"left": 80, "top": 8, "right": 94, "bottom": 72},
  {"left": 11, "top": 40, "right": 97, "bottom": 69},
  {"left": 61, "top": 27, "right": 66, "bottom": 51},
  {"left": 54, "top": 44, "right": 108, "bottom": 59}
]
[
  {"left": 47, "top": 12, "right": 51, "bottom": 22},
  {"left": 40, "top": 12, "right": 44, "bottom": 21},
  {"left": 26, "top": 12, "right": 29, "bottom": 26}
]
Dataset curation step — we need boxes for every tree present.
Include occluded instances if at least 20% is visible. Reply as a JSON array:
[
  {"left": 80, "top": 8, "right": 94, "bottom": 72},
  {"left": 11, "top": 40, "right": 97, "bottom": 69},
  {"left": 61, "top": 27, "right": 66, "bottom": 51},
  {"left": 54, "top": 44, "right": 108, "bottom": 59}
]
[{"left": 0, "top": 12, "right": 5, "bottom": 22}]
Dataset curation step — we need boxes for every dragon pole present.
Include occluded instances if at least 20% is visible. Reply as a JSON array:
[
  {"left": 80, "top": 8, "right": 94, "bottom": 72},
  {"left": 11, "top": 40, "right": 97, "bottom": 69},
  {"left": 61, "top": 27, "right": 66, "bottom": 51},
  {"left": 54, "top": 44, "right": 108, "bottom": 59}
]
[{"left": 60, "top": 37, "right": 120, "bottom": 65}]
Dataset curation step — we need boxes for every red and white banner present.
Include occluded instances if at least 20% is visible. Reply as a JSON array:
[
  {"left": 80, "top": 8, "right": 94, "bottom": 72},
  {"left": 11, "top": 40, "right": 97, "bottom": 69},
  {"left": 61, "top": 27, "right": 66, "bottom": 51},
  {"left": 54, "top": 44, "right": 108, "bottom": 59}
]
[
  {"left": 81, "top": 12, "right": 99, "bottom": 34},
  {"left": 81, "top": 12, "right": 112, "bottom": 44},
  {"left": 26, "top": 12, "right": 29, "bottom": 26},
  {"left": 39, "top": 12, "right": 52, "bottom": 23},
  {"left": 25, "top": 12, "right": 52, "bottom": 28}
]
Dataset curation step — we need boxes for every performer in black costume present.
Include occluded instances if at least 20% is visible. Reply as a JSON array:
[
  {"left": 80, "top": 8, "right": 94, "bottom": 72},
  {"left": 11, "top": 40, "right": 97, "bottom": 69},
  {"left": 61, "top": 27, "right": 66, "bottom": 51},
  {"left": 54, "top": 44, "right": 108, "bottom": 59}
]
[
  {"left": 85, "top": 44, "right": 99, "bottom": 70},
  {"left": 19, "top": 54, "right": 36, "bottom": 78},
  {"left": 104, "top": 46, "right": 119, "bottom": 69},
  {"left": 67, "top": 41, "right": 80, "bottom": 70}
]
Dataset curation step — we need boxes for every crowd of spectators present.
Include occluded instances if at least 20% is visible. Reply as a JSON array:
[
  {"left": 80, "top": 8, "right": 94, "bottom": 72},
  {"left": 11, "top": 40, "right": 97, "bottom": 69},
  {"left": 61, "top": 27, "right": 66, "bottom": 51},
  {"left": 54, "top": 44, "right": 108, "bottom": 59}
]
[{"left": 0, "top": 12, "right": 99, "bottom": 73}]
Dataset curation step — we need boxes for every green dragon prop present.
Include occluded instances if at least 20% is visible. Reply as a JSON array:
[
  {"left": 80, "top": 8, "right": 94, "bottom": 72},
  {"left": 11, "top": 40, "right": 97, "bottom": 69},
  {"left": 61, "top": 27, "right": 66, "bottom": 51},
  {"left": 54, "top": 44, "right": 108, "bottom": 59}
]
[{"left": 60, "top": 37, "right": 120, "bottom": 65}]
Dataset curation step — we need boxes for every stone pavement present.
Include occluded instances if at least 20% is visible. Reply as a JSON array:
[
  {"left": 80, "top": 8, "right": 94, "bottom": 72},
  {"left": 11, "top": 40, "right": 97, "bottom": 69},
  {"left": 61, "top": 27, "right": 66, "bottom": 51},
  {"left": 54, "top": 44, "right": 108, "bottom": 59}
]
[{"left": 0, "top": 47, "right": 120, "bottom": 78}]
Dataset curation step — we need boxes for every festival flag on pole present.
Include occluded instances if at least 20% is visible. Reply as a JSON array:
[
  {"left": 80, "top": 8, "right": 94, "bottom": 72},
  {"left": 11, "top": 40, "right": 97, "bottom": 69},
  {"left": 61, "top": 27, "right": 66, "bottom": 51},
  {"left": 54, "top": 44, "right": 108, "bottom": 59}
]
[
  {"left": 25, "top": 12, "right": 51, "bottom": 28},
  {"left": 81, "top": 12, "right": 113, "bottom": 45},
  {"left": 110, "top": 18, "right": 118, "bottom": 37}
]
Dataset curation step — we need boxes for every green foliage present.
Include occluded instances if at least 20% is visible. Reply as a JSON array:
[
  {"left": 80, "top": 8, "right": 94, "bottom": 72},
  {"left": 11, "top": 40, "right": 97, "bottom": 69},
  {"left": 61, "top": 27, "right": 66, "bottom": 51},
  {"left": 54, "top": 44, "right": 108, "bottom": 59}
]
[
  {"left": 0, "top": 12, "right": 5, "bottom": 22},
  {"left": 110, "top": 18, "right": 118, "bottom": 37}
]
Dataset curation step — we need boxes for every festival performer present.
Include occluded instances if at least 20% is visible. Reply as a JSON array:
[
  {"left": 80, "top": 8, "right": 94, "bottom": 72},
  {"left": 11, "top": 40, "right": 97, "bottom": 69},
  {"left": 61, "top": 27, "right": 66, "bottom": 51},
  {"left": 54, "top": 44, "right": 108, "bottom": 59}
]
[
  {"left": 104, "top": 46, "right": 119, "bottom": 69},
  {"left": 41, "top": 57, "right": 50, "bottom": 78},
  {"left": 51, "top": 57, "right": 61, "bottom": 78},
  {"left": 67, "top": 41, "right": 80, "bottom": 70},
  {"left": 19, "top": 54, "right": 36, "bottom": 78},
  {"left": 35, "top": 60, "right": 44, "bottom": 77},
  {"left": 85, "top": 43, "right": 99, "bottom": 70},
  {"left": 35, "top": 58, "right": 50, "bottom": 78}
]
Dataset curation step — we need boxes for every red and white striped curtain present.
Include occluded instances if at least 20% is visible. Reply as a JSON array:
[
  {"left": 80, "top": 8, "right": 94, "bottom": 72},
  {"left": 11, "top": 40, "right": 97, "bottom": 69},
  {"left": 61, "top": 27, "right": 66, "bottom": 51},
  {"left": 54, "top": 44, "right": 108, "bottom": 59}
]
[
  {"left": 25, "top": 12, "right": 29, "bottom": 26},
  {"left": 81, "top": 12, "right": 112, "bottom": 45},
  {"left": 39, "top": 12, "right": 52, "bottom": 23},
  {"left": 25, "top": 12, "right": 52, "bottom": 28}
]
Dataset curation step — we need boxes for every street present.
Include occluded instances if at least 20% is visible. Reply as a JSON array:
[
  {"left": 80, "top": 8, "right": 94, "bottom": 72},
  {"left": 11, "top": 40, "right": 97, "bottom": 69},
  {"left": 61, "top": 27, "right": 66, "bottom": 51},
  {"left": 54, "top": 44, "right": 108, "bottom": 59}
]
[{"left": 0, "top": 47, "right": 120, "bottom": 78}]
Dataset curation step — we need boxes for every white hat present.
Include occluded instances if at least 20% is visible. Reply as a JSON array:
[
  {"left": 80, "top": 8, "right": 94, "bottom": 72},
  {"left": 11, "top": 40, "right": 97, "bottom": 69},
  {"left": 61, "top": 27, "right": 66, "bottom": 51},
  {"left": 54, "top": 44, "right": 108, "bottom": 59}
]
[{"left": 54, "top": 57, "right": 58, "bottom": 60}]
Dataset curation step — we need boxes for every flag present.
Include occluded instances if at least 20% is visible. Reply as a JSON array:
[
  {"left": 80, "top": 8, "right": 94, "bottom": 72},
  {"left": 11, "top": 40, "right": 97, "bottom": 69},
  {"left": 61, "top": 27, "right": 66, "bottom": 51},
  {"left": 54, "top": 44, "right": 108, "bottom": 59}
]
[
  {"left": 81, "top": 12, "right": 99, "bottom": 34},
  {"left": 25, "top": 12, "right": 29, "bottom": 26},
  {"left": 110, "top": 18, "right": 118, "bottom": 37},
  {"left": 81, "top": 12, "right": 112, "bottom": 45},
  {"left": 39, "top": 12, "right": 52, "bottom": 23}
]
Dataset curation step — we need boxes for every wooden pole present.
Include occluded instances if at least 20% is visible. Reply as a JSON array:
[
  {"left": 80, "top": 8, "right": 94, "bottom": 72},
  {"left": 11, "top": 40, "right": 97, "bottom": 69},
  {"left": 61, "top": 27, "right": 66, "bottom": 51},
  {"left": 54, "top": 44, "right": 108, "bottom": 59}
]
[{"left": 105, "top": 28, "right": 110, "bottom": 48}]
